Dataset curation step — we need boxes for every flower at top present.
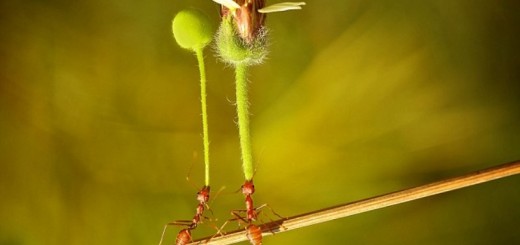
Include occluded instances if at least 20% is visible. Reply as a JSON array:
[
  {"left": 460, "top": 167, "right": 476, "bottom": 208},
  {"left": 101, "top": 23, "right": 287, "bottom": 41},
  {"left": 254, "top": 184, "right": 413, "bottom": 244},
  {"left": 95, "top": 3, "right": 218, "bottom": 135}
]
[{"left": 213, "top": 0, "right": 305, "bottom": 44}]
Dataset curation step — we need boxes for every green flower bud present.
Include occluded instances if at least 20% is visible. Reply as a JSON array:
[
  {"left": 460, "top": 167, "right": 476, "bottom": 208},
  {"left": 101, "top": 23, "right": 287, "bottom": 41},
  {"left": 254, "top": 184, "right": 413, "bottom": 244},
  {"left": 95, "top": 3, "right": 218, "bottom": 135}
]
[
  {"left": 215, "top": 15, "right": 268, "bottom": 66},
  {"left": 172, "top": 9, "right": 214, "bottom": 51}
]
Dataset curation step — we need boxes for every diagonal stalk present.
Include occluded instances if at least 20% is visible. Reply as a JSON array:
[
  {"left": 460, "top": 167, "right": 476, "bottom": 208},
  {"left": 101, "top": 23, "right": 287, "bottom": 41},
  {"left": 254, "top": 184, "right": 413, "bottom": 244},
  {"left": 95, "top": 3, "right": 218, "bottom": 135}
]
[{"left": 188, "top": 160, "right": 520, "bottom": 245}]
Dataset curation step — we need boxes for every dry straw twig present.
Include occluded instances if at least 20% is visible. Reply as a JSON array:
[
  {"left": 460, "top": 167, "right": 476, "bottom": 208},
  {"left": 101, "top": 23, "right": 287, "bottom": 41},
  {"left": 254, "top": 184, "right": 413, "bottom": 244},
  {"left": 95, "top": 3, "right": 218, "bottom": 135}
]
[{"left": 188, "top": 160, "right": 520, "bottom": 245}]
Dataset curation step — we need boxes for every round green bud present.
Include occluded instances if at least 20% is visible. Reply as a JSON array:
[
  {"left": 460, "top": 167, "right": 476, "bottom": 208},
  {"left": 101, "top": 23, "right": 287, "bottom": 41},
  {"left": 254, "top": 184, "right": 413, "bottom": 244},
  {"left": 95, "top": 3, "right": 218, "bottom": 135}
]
[
  {"left": 216, "top": 16, "right": 268, "bottom": 66},
  {"left": 172, "top": 9, "right": 214, "bottom": 51}
]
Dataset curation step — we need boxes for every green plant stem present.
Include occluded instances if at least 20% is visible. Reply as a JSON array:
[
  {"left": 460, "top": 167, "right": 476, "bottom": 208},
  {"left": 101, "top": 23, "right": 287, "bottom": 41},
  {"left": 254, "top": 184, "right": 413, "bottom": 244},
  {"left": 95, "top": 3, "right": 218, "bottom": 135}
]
[
  {"left": 234, "top": 63, "right": 254, "bottom": 181},
  {"left": 196, "top": 48, "right": 210, "bottom": 186}
]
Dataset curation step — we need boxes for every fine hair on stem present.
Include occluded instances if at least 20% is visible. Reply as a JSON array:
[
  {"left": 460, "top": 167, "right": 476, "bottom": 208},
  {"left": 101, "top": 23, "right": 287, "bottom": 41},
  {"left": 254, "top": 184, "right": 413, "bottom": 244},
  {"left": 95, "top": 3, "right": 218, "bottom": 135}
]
[
  {"left": 195, "top": 48, "right": 211, "bottom": 186},
  {"left": 234, "top": 63, "right": 254, "bottom": 181}
]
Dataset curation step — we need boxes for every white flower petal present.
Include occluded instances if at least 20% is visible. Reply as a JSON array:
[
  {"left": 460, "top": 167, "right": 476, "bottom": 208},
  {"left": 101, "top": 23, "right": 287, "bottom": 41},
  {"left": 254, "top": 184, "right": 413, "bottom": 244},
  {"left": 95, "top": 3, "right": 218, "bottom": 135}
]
[
  {"left": 212, "top": 0, "right": 240, "bottom": 10},
  {"left": 258, "top": 2, "right": 306, "bottom": 13}
]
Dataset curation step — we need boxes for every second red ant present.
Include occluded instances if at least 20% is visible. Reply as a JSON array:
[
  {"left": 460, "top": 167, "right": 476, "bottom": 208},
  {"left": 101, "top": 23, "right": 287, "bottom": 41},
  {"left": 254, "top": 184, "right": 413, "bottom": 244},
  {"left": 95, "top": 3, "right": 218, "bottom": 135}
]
[{"left": 159, "top": 185, "right": 211, "bottom": 245}]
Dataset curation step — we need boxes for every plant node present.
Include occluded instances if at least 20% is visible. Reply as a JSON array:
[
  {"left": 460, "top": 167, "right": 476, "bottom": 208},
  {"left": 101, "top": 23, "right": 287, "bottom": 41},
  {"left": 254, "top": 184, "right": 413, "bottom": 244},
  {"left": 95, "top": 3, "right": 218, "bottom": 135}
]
[{"left": 215, "top": 15, "right": 268, "bottom": 66}]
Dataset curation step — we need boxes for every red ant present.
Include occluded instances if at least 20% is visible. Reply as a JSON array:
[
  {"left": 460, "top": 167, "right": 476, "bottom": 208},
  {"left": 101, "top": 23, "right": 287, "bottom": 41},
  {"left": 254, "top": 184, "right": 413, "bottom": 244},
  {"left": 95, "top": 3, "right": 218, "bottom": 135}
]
[
  {"left": 216, "top": 180, "right": 283, "bottom": 245},
  {"left": 238, "top": 180, "right": 282, "bottom": 222},
  {"left": 159, "top": 185, "right": 211, "bottom": 245},
  {"left": 242, "top": 180, "right": 257, "bottom": 221}
]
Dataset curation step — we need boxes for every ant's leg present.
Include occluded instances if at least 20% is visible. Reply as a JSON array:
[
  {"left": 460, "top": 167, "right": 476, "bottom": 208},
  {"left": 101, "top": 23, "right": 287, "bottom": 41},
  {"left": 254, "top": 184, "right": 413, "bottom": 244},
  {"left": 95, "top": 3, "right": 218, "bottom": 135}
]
[
  {"left": 158, "top": 224, "right": 168, "bottom": 245},
  {"left": 213, "top": 216, "right": 239, "bottom": 239},
  {"left": 168, "top": 220, "right": 194, "bottom": 226},
  {"left": 256, "top": 203, "right": 285, "bottom": 220},
  {"left": 214, "top": 211, "right": 248, "bottom": 237},
  {"left": 255, "top": 204, "right": 288, "bottom": 234},
  {"left": 231, "top": 211, "right": 250, "bottom": 226}
]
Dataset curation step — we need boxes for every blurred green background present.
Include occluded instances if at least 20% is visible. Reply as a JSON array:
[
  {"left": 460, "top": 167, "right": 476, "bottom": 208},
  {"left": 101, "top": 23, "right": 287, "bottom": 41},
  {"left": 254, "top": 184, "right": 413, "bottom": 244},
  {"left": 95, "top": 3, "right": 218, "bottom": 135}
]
[{"left": 1, "top": 0, "right": 519, "bottom": 244}]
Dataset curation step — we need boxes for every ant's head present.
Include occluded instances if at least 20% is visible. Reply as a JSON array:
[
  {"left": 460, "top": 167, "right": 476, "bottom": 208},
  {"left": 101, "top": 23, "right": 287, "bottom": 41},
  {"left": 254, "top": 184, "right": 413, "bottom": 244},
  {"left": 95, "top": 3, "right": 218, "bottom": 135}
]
[
  {"left": 242, "top": 180, "right": 255, "bottom": 195},
  {"left": 197, "top": 186, "right": 211, "bottom": 203}
]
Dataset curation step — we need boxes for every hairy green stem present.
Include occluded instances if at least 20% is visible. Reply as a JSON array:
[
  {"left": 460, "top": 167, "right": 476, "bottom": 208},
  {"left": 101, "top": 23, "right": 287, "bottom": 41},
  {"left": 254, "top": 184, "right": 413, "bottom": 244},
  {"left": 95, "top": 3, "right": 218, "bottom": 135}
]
[
  {"left": 234, "top": 63, "right": 254, "bottom": 181},
  {"left": 196, "top": 48, "right": 210, "bottom": 186}
]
